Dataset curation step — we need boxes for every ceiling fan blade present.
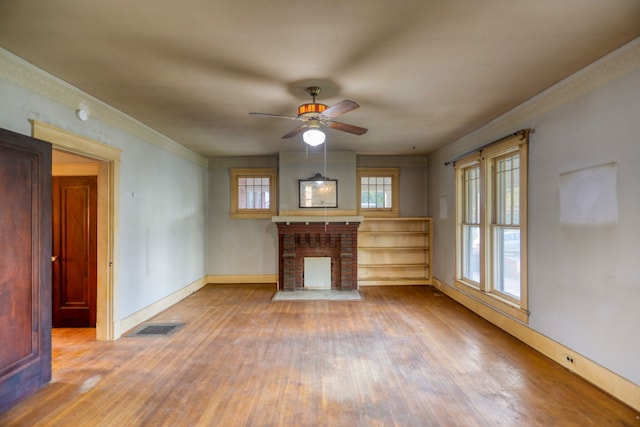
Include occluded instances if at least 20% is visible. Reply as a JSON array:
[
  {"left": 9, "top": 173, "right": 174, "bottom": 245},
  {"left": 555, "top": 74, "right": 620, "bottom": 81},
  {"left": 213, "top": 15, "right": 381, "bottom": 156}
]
[
  {"left": 282, "top": 124, "right": 309, "bottom": 139},
  {"left": 326, "top": 121, "right": 368, "bottom": 135},
  {"left": 321, "top": 100, "right": 360, "bottom": 119},
  {"left": 249, "top": 112, "right": 298, "bottom": 120}
]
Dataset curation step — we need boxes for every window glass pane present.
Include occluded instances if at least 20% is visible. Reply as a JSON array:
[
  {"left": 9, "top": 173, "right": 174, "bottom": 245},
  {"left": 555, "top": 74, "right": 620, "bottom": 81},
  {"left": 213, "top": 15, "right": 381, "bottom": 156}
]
[
  {"left": 238, "top": 185, "right": 247, "bottom": 209},
  {"left": 462, "top": 225, "right": 480, "bottom": 284},
  {"left": 495, "top": 154, "right": 519, "bottom": 225},
  {"left": 493, "top": 227, "right": 520, "bottom": 298},
  {"left": 360, "top": 175, "right": 393, "bottom": 209},
  {"left": 361, "top": 189, "right": 370, "bottom": 206},
  {"left": 238, "top": 176, "right": 270, "bottom": 210},
  {"left": 384, "top": 186, "right": 392, "bottom": 208},
  {"left": 464, "top": 166, "right": 480, "bottom": 224}
]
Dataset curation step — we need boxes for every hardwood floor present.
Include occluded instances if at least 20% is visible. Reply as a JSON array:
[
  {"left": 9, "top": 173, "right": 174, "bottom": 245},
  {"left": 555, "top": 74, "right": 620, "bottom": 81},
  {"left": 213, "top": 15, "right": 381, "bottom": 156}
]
[{"left": 1, "top": 285, "right": 638, "bottom": 426}]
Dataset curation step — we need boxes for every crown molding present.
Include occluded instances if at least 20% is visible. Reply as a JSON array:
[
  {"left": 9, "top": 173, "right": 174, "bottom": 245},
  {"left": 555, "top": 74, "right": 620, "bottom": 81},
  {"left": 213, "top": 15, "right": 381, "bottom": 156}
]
[
  {"left": 432, "top": 37, "right": 640, "bottom": 164},
  {"left": 0, "top": 48, "right": 206, "bottom": 168}
]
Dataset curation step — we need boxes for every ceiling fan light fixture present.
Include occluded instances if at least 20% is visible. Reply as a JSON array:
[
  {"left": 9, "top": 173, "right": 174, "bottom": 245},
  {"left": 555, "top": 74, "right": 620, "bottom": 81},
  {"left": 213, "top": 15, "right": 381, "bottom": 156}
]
[
  {"left": 298, "top": 103, "right": 327, "bottom": 117},
  {"left": 303, "top": 128, "right": 326, "bottom": 146}
]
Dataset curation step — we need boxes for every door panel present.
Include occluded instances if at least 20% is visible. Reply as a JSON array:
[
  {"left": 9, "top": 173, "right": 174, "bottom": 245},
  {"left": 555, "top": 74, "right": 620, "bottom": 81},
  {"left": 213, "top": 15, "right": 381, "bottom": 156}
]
[
  {"left": 52, "top": 176, "right": 97, "bottom": 328},
  {"left": 0, "top": 128, "right": 52, "bottom": 412}
]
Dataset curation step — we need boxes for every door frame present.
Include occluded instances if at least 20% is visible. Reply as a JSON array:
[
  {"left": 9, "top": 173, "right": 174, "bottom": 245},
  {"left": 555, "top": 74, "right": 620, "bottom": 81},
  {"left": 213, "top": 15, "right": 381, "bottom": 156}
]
[{"left": 32, "top": 120, "right": 121, "bottom": 341}]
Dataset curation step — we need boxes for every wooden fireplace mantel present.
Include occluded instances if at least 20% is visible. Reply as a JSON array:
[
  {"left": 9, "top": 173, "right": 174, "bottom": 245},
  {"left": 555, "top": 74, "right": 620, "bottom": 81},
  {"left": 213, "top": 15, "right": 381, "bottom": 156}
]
[{"left": 271, "top": 216, "right": 365, "bottom": 224}]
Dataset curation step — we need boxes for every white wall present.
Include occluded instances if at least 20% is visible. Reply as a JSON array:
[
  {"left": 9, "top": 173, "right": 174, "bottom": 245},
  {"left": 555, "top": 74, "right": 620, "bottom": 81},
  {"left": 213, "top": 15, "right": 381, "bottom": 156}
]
[
  {"left": 118, "top": 140, "right": 207, "bottom": 317},
  {"left": 0, "top": 49, "right": 208, "bottom": 320},
  {"left": 279, "top": 150, "right": 357, "bottom": 212},
  {"left": 204, "top": 152, "right": 430, "bottom": 276},
  {"left": 428, "top": 40, "right": 640, "bottom": 385},
  {"left": 206, "top": 156, "right": 279, "bottom": 275}
]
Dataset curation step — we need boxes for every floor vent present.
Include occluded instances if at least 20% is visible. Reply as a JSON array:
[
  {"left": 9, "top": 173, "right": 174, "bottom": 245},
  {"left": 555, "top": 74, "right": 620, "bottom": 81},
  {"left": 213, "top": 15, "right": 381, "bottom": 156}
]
[{"left": 127, "top": 322, "right": 184, "bottom": 337}]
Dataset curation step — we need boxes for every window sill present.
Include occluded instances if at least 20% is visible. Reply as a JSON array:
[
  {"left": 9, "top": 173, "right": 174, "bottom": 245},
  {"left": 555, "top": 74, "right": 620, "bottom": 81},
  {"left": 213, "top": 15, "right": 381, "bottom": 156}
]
[
  {"left": 358, "top": 209, "right": 399, "bottom": 218},
  {"left": 454, "top": 279, "right": 529, "bottom": 323}
]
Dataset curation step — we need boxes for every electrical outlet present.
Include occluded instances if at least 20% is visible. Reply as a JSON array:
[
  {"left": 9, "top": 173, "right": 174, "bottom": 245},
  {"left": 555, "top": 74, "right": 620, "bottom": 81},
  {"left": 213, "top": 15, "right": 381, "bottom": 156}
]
[{"left": 564, "top": 354, "right": 575, "bottom": 364}]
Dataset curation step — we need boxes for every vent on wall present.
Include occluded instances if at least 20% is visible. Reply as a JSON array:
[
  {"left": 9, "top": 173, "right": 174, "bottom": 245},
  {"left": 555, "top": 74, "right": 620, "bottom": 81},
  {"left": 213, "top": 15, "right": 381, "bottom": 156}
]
[{"left": 126, "top": 323, "right": 185, "bottom": 337}]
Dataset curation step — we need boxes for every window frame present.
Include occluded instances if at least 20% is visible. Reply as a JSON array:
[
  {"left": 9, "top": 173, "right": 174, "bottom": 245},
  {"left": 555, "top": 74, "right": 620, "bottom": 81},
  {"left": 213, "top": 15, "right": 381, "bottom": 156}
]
[
  {"left": 454, "top": 136, "right": 529, "bottom": 322},
  {"left": 229, "top": 168, "right": 277, "bottom": 219},
  {"left": 356, "top": 167, "right": 400, "bottom": 217}
]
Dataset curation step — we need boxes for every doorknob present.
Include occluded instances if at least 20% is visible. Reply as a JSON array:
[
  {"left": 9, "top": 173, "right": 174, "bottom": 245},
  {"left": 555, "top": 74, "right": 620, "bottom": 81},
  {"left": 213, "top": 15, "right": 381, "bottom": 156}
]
[{"left": 51, "top": 256, "right": 59, "bottom": 262}]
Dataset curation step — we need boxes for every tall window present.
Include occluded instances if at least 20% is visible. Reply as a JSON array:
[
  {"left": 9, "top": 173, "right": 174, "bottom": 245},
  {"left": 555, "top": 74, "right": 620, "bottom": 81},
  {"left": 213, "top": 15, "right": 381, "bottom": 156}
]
[
  {"left": 357, "top": 168, "right": 399, "bottom": 217},
  {"left": 230, "top": 168, "right": 277, "bottom": 219},
  {"left": 461, "top": 164, "right": 480, "bottom": 285},
  {"left": 455, "top": 132, "right": 529, "bottom": 322},
  {"left": 492, "top": 152, "right": 521, "bottom": 299}
]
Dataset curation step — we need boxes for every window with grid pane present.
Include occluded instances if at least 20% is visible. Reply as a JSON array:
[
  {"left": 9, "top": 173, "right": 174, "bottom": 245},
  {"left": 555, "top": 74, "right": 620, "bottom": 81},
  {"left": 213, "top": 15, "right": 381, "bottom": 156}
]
[
  {"left": 357, "top": 168, "right": 399, "bottom": 217},
  {"left": 237, "top": 177, "right": 270, "bottom": 209},
  {"left": 462, "top": 165, "right": 480, "bottom": 285},
  {"left": 492, "top": 152, "right": 521, "bottom": 299},
  {"left": 230, "top": 168, "right": 277, "bottom": 219},
  {"left": 361, "top": 176, "right": 392, "bottom": 208},
  {"left": 454, "top": 131, "right": 529, "bottom": 322}
]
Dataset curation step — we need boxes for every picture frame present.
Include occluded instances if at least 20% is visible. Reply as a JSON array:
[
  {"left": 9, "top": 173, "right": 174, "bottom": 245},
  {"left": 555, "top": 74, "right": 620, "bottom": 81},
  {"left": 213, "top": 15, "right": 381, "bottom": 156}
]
[{"left": 299, "top": 173, "right": 338, "bottom": 208}]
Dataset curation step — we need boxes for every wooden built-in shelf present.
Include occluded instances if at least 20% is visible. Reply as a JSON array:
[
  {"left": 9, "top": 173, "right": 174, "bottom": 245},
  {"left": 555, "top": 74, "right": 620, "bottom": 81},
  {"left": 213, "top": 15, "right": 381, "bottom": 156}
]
[{"left": 357, "top": 217, "right": 432, "bottom": 286}]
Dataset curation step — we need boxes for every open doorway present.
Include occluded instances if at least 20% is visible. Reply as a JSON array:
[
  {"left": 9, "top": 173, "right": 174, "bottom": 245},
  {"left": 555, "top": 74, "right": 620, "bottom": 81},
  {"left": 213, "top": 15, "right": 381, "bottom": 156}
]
[
  {"left": 52, "top": 153, "right": 98, "bottom": 328},
  {"left": 33, "top": 121, "right": 121, "bottom": 341}
]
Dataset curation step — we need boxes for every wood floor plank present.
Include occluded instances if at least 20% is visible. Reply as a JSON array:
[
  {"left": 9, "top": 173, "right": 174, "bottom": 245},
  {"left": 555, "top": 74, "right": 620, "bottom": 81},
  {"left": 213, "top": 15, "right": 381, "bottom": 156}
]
[{"left": 0, "top": 284, "right": 638, "bottom": 426}]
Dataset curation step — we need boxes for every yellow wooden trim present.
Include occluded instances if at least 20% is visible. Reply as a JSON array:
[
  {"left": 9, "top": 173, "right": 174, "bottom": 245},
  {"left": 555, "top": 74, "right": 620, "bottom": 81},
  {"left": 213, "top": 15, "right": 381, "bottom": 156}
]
[
  {"left": 230, "top": 168, "right": 277, "bottom": 219},
  {"left": 518, "top": 142, "right": 529, "bottom": 311},
  {"left": 433, "top": 278, "right": 640, "bottom": 412},
  {"left": 362, "top": 216, "right": 431, "bottom": 221},
  {"left": 206, "top": 274, "right": 278, "bottom": 284},
  {"left": 454, "top": 279, "right": 529, "bottom": 323},
  {"left": 32, "top": 120, "right": 120, "bottom": 341},
  {"left": 32, "top": 120, "right": 122, "bottom": 159},
  {"left": 278, "top": 209, "right": 358, "bottom": 216},
  {"left": 52, "top": 163, "right": 100, "bottom": 176},
  {"left": 359, "top": 280, "right": 431, "bottom": 286},
  {"left": 356, "top": 167, "right": 400, "bottom": 217}
]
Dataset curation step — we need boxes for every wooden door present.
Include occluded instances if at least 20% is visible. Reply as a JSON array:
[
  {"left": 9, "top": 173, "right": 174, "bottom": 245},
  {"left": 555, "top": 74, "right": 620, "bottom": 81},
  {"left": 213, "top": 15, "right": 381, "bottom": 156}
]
[
  {"left": 52, "top": 176, "right": 97, "bottom": 328},
  {"left": 0, "top": 128, "right": 52, "bottom": 412}
]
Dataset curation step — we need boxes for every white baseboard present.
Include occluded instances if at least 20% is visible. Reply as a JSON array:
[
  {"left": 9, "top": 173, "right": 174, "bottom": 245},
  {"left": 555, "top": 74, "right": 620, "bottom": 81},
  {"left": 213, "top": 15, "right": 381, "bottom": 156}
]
[
  {"left": 432, "top": 277, "right": 640, "bottom": 412},
  {"left": 118, "top": 276, "right": 207, "bottom": 337}
]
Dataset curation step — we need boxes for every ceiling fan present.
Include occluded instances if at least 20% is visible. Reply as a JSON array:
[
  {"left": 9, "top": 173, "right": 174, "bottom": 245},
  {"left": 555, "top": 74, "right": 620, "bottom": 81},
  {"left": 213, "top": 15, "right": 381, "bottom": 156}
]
[{"left": 249, "top": 86, "right": 368, "bottom": 146}]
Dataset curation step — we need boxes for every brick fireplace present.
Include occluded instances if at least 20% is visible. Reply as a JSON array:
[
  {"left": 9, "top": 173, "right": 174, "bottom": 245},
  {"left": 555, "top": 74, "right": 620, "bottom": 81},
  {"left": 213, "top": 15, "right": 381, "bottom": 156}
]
[{"left": 273, "top": 216, "right": 364, "bottom": 291}]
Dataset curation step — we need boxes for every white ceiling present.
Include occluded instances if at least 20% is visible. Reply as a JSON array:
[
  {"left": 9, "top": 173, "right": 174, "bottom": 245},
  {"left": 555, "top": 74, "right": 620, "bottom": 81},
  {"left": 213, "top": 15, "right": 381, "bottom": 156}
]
[{"left": 1, "top": 1, "right": 639, "bottom": 157}]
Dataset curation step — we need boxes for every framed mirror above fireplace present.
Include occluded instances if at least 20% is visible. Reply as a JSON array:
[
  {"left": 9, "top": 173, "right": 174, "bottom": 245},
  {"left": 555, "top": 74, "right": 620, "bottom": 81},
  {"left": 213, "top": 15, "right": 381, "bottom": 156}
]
[{"left": 299, "top": 173, "right": 337, "bottom": 208}]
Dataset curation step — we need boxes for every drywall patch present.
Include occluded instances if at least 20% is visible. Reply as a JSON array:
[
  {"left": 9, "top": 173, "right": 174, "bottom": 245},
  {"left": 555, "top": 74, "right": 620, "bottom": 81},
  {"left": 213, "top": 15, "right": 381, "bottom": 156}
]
[{"left": 559, "top": 162, "right": 618, "bottom": 225}]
